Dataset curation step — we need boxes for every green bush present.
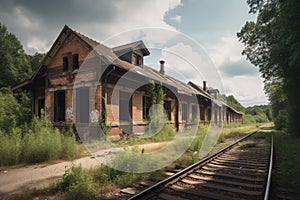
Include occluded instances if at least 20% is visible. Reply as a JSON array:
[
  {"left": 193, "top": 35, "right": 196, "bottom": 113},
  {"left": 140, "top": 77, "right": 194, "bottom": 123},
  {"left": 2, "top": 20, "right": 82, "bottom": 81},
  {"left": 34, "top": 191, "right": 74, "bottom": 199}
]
[
  {"left": 188, "top": 126, "right": 207, "bottom": 152},
  {"left": 0, "top": 90, "right": 31, "bottom": 133},
  {"left": 274, "top": 109, "right": 288, "bottom": 130},
  {"left": 55, "top": 165, "right": 95, "bottom": 200},
  {"left": 0, "top": 117, "right": 79, "bottom": 166},
  {"left": 0, "top": 129, "right": 22, "bottom": 165},
  {"left": 148, "top": 123, "right": 176, "bottom": 142}
]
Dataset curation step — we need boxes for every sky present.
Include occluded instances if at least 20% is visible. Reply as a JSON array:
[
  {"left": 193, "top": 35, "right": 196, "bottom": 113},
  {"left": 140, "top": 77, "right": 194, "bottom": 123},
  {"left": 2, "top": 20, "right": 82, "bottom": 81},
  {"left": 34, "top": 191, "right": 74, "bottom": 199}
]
[{"left": 0, "top": 0, "right": 269, "bottom": 106}]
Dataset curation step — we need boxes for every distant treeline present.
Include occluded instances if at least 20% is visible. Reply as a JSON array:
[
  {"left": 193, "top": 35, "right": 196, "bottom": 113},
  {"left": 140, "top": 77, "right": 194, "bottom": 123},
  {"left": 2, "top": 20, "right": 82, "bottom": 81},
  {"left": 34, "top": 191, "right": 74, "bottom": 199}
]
[{"left": 220, "top": 94, "right": 271, "bottom": 124}]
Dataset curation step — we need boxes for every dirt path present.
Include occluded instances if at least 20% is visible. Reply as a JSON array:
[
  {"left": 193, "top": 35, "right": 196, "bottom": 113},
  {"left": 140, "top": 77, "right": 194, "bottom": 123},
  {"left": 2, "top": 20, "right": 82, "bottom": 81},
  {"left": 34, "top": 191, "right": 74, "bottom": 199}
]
[
  {"left": 0, "top": 142, "right": 170, "bottom": 198},
  {"left": 0, "top": 157, "right": 98, "bottom": 197}
]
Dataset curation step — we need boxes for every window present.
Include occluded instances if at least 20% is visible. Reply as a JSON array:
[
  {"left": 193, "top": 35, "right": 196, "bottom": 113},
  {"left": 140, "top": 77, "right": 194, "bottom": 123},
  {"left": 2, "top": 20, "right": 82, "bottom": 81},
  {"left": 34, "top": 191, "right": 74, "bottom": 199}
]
[
  {"left": 143, "top": 96, "right": 151, "bottom": 120},
  {"left": 73, "top": 54, "right": 79, "bottom": 69},
  {"left": 182, "top": 103, "right": 188, "bottom": 122},
  {"left": 191, "top": 104, "right": 198, "bottom": 121},
  {"left": 63, "top": 56, "right": 68, "bottom": 71},
  {"left": 164, "top": 100, "right": 172, "bottom": 121},
  {"left": 132, "top": 53, "right": 142, "bottom": 66},
  {"left": 200, "top": 106, "right": 205, "bottom": 121},
  {"left": 207, "top": 108, "right": 212, "bottom": 121}
]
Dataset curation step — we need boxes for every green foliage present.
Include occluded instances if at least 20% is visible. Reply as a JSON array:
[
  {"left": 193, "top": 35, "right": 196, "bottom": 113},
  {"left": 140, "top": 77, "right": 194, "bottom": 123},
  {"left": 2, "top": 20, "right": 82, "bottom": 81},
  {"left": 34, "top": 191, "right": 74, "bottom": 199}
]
[
  {"left": 220, "top": 94, "right": 245, "bottom": 113},
  {"left": 245, "top": 104, "right": 272, "bottom": 121},
  {"left": 55, "top": 165, "right": 95, "bottom": 200},
  {"left": 0, "top": 89, "right": 31, "bottom": 133},
  {"left": 94, "top": 164, "right": 146, "bottom": 187},
  {"left": 188, "top": 126, "right": 207, "bottom": 152},
  {"left": 243, "top": 114, "right": 256, "bottom": 124},
  {"left": 0, "top": 23, "right": 32, "bottom": 87},
  {"left": 149, "top": 123, "right": 176, "bottom": 142},
  {"left": 99, "top": 96, "right": 112, "bottom": 137},
  {"left": 145, "top": 81, "right": 168, "bottom": 138},
  {"left": 147, "top": 80, "right": 165, "bottom": 106},
  {"left": 0, "top": 117, "right": 79, "bottom": 166},
  {"left": 274, "top": 131, "right": 300, "bottom": 191},
  {"left": 28, "top": 52, "right": 45, "bottom": 72},
  {"left": 238, "top": 0, "right": 300, "bottom": 135},
  {"left": 0, "top": 129, "right": 22, "bottom": 166}
]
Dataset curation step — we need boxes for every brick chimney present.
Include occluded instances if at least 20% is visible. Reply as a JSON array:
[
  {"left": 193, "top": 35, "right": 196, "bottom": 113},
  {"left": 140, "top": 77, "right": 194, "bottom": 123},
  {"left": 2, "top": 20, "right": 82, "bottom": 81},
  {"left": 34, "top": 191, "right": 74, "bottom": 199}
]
[
  {"left": 159, "top": 59, "right": 165, "bottom": 74},
  {"left": 203, "top": 81, "right": 207, "bottom": 91}
]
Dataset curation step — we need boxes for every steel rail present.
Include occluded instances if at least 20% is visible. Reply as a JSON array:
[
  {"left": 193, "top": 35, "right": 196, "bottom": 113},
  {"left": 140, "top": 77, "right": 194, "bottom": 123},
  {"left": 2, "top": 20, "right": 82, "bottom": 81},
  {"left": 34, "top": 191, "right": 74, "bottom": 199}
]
[
  {"left": 264, "top": 133, "right": 274, "bottom": 200},
  {"left": 129, "top": 129, "right": 259, "bottom": 200}
]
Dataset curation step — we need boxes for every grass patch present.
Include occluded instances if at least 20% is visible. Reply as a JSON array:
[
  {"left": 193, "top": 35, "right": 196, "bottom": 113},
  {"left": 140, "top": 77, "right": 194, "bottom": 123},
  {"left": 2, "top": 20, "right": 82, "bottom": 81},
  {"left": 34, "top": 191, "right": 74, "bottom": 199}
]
[
  {"left": 0, "top": 117, "right": 81, "bottom": 166},
  {"left": 53, "top": 165, "right": 96, "bottom": 200},
  {"left": 49, "top": 161, "right": 165, "bottom": 199},
  {"left": 273, "top": 131, "right": 300, "bottom": 193}
]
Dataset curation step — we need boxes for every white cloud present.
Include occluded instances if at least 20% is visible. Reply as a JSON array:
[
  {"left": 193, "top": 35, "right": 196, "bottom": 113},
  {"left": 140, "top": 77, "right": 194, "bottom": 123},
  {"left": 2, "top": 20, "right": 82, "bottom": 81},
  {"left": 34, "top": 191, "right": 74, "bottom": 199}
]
[
  {"left": 0, "top": 0, "right": 183, "bottom": 54},
  {"left": 171, "top": 15, "right": 182, "bottom": 23},
  {"left": 27, "top": 37, "right": 49, "bottom": 53},
  {"left": 100, "top": 0, "right": 183, "bottom": 48},
  {"left": 162, "top": 42, "right": 224, "bottom": 92},
  {"left": 207, "top": 36, "right": 244, "bottom": 67},
  {"left": 222, "top": 75, "right": 268, "bottom": 106}
]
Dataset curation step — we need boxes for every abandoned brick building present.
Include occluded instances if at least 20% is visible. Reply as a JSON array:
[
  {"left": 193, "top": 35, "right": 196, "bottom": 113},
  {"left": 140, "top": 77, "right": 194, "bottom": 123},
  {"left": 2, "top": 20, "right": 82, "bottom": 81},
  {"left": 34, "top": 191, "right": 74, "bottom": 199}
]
[{"left": 13, "top": 25, "right": 242, "bottom": 136}]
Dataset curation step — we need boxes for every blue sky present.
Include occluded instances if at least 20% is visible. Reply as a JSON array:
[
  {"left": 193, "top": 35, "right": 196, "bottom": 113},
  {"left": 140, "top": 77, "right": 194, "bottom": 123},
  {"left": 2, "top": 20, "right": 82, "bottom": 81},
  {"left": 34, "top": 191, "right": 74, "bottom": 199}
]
[{"left": 0, "top": 0, "right": 268, "bottom": 106}]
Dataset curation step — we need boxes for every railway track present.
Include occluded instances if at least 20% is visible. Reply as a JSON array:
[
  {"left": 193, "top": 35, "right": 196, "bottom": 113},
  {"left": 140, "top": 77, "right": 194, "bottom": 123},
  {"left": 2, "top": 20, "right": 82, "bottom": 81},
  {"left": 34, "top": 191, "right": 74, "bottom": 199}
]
[{"left": 126, "top": 130, "right": 273, "bottom": 200}]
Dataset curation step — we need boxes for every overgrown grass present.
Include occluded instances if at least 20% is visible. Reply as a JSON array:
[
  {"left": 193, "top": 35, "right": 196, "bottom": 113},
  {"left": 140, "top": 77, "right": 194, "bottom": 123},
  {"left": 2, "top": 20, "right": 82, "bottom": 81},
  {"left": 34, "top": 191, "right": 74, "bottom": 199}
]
[
  {"left": 54, "top": 165, "right": 96, "bottom": 200},
  {"left": 273, "top": 131, "right": 300, "bottom": 194},
  {"left": 0, "top": 117, "right": 81, "bottom": 166},
  {"left": 221, "top": 123, "right": 263, "bottom": 139},
  {"left": 50, "top": 151, "right": 165, "bottom": 199}
]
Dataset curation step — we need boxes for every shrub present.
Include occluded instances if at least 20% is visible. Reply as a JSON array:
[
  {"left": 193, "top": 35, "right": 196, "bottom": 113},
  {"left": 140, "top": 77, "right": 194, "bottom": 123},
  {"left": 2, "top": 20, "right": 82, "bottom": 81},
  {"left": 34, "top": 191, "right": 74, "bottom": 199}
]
[
  {"left": 0, "top": 117, "right": 79, "bottom": 166},
  {"left": 148, "top": 123, "right": 176, "bottom": 142},
  {"left": 55, "top": 165, "right": 95, "bottom": 200},
  {"left": 0, "top": 89, "right": 31, "bottom": 133},
  {"left": 188, "top": 126, "right": 207, "bottom": 152},
  {"left": 0, "top": 129, "right": 22, "bottom": 165}
]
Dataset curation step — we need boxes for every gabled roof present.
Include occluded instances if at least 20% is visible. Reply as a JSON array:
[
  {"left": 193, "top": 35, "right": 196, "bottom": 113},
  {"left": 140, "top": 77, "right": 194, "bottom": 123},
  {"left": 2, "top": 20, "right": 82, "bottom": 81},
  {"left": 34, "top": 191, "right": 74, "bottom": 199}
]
[
  {"left": 112, "top": 40, "right": 150, "bottom": 56},
  {"left": 188, "top": 81, "right": 211, "bottom": 99},
  {"left": 12, "top": 25, "right": 134, "bottom": 90}
]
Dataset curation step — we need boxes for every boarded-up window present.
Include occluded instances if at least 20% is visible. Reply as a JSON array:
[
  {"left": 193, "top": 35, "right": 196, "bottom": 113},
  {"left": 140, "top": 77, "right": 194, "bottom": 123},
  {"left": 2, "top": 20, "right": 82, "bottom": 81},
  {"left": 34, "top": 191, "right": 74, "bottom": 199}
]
[
  {"left": 200, "top": 106, "right": 205, "bottom": 121},
  {"left": 207, "top": 108, "right": 212, "bottom": 121},
  {"left": 119, "top": 92, "right": 132, "bottom": 122},
  {"left": 73, "top": 54, "right": 79, "bottom": 69},
  {"left": 182, "top": 103, "right": 188, "bottom": 122},
  {"left": 76, "top": 87, "right": 89, "bottom": 123},
  {"left": 63, "top": 56, "right": 69, "bottom": 71}
]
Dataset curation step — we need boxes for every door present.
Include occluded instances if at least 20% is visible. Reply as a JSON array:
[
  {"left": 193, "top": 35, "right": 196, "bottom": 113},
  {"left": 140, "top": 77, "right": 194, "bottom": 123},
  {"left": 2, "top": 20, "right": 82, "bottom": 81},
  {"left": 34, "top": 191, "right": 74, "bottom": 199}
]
[
  {"left": 54, "top": 91, "right": 65, "bottom": 122},
  {"left": 76, "top": 87, "right": 89, "bottom": 123}
]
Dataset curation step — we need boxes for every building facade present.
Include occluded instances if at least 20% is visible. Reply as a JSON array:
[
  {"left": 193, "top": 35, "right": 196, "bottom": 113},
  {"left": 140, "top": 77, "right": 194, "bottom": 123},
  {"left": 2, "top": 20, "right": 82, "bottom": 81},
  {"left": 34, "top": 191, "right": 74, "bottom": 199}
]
[{"left": 13, "top": 25, "right": 242, "bottom": 137}]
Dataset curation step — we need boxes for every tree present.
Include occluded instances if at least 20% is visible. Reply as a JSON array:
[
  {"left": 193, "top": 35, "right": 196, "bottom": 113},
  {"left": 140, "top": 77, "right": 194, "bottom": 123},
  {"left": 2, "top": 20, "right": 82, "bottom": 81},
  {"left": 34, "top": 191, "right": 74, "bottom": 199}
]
[
  {"left": 145, "top": 81, "right": 166, "bottom": 136},
  {"left": 0, "top": 88, "right": 31, "bottom": 133},
  {"left": 238, "top": 0, "right": 300, "bottom": 135},
  {"left": 0, "top": 23, "right": 32, "bottom": 87},
  {"left": 28, "top": 52, "right": 45, "bottom": 73}
]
